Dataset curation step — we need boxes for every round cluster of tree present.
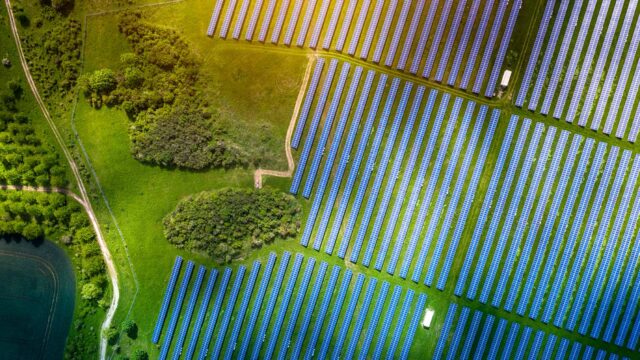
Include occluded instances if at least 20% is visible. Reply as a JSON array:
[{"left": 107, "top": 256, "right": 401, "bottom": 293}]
[
  {"left": 0, "top": 111, "right": 67, "bottom": 187},
  {"left": 78, "top": 12, "right": 247, "bottom": 170},
  {"left": 164, "top": 189, "right": 301, "bottom": 263}
]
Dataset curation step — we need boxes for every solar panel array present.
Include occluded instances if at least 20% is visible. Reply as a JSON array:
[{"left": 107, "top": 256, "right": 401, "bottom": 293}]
[
  {"left": 454, "top": 116, "right": 640, "bottom": 348},
  {"left": 206, "top": 0, "right": 522, "bottom": 97},
  {"left": 517, "top": 0, "right": 640, "bottom": 142},
  {"left": 152, "top": 253, "right": 426, "bottom": 359},
  {"left": 433, "top": 303, "right": 627, "bottom": 360},
  {"left": 294, "top": 58, "right": 500, "bottom": 289}
]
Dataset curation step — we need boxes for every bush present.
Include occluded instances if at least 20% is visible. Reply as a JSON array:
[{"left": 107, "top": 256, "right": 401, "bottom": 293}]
[
  {"left": 131, "top": 349, "right": 148, "bottom": 360},
  {"left": 120, "top": 319, "right": 137, "bottom": 339},
  {"left": 164, "top": 189, "right": 301, "bottom": 263},
  {"left": 81, "top": 282, "right": 102, "bottom": 301}
]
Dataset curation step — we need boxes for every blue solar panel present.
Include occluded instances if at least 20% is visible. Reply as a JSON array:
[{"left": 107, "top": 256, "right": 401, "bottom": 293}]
[
  {"left": 454, "top": 115, "right": 519, "bottom": 296},
  {"left": 372, "top": 0, "right": 398, "bottom": 63},
  {"left": 557, "top": 338, "right": 570, "bottom": 359},
  {"left": 569, "top": 341, "right": 582, "bottom": 359},
  {"left": 613, "top": 250, "right": 640, "bottom": 346},
  {"left": 396, "top": 0, "right": 425, "bottom": 70},
  {"left": 626, "top": 81, "right": 640, "bottom": 142},
  {"left": 528, "top": 135, "right": 584, "bottom": 320},
  {"left": 400, "top": 293, "right": 427, "bottom": 360},
  {"left": 160, "top": 261, "right": 194, "bottom": 360},
  {"left": 538, "top": 0, "right": 582, "bottom": 114},
  {"left": 515, "top": 0, "right": 556, "bottom": 107},
  {"left": 347, "top": 0, "right": 371, "bottom": 55},
  {"left": 543, "top": 142, "right": 606, "bottom": 324},
  {"left": 283, "top": 0, "right": 304, "bottom": 45},
  {"left": 554, "top": 146, "right": 618, "bottom": 328},
  {"left": 581, "top": 156, "right": 640, "bottom": 336},
  {"left": 437, "top": 109, "right": 498, "bottom": 290},
  {"left": 399, "top": 94, "right": 455, "bottom": 279},
  {"left": 278, "top": 259, "right": 314, "bottom": 359},
  {"left": 422, "top": 0, "right": 454, "bottom": 79},
  {"left": 583, "top": 345, "right": 595, "bottom": 359},
  {"left": 466, "top": 120, "right": 539, "bottom": 301},
  {"left": 514, "top": 326, "right": 532, "bottom": 359},
  {"left": 184, "top": 268, "right": 218, "bottom": 360},
  {"left": 552, "top": 0, "right": 600, "bottom": 119},
  {"left": 299, "top": 66, "right": 361, "bottom": 247},
  {"left": 317, "top": 70, "right": 375, "bottom": 252},
  {"left": 447, "top": 0, "right": 481, "bottom": 85},
  {"left": 384, "top": 0, "right": 411, "bottom": 66},
  {"left": 171, "top": 265, "right": 206, "bottom": 360},
  {"left": 627, "top": 315, "right": 640, "bottom": 350},
  {"left": 501, "top": 322, "right": 519, "bottom": 360},
  {"left": 459, "top": 310, "right": 482, "bottom": 359},
  {"left": 571, "top": 0, "right": 623, "bottom": 126},
  {"left": 335, "top": 0, "right": 357, "bottom": 52},
  {"left": 445, "top": 306, "right": 470, "bottom": 360},
  {"left": 290, "top": 59, "right": 338, "bottom": 194},
  {"left": 321, "top": 0, "right": 344, "bottom": 50},
  {"left": 502, "top": 130, "right": 567, "bottom": 312},
  {"left": 224, "top": 261, "right": 261, "bottom": 360},
  {"left": 232, "top": 0, "right": 251, "bottom": 40},
  {"left": 207, "top": 0, "right": 225, "bottom": 36},
  {"left": 528, "top": 330, "right": 544, "bottom": 360},
  {"left": 484, "top": 0, "right": 522, "bottom": 96},
  {"left": 317, "top": 269, "right": 352, "bottom": 359},
  {"left": 359, "top": 0, "right": 383, "bottom": 59},
  {"left": 434, "top": 0, "right": 466, "bottom": 81},
  {"left": 291, "top": 58, "right": 325, "bottom": 149},
  {"left": 602, "top": 21, "right": 640, "bottom": 135},
  {"left": 302, "top": 62, "right": 350, "bottom": 198},
  {"left": 153, "top": 256, "right": 183, "bottom": 344},
  {"left": 328, "top": 75, "right": 388, "bottom": 255},
  {"left": 199, "top": 267, "right": 231, "bottom": 360},
  {"left": 309, "top": 0, "right": 330, "bottom": 49},
  {"left": 386, "top": 90, "right": 442, "bottom": 274},
  {"left": 219, "top": 0, "right": 238, "bottom": 39},
  {"left": 290, "top": 261, "right": 328, "bottom": 359},
  {"left": 376, "top": 87, "right": 432, "bottom": 270},
  {"left": 459, "top": 0, "right": 495, "bottom": 89},
  {"left": 541, "top": 334, "right": 557, "bottom": 359},
  {"left": 566, "top": 150, "right": 629, "bottom": 332},
  {"left": 332, "top": 273, "right": 365, "bottom": 359},
  {"left": 414, "top": 99, "right": 474, "bottom": 283},
  {"left": 586, "top": 1, "right": 635, "bottom": 130},
  {"left": 487, "top": 318, "right": 507, "bottom": 360},
  {"left": 306, "top": 265, "right": 341, "bottom": 358},
  {"left": 210, "top": 266, "right": 246, "bottom": 360},
  {"left": 386, "top": 289, "right": 414, "bottom": 359},
  {"left": 345, "top": 278, "right": 377, "bottom": 359},
  {"left": 473, "top": 314, "right": 495, "bottom": 359},
  {"left": 371, "top": 285, "right": 400, "bottom": 359},
  {"left": 245, "top": 0, "right": 264, "bottom": 40},
  {"left": 433, "top": 303, "right": 458, "bottom": 360},
  {"left": 340, "top": 78, "right": 400, "bottom": 260},
  {"left": 366, "top": 85, "right": 424, "bottom": 268},
  {"left": 236, "top": 254, "right": 276, "bottom": 359},
  {"left": 295, "top": 0, "right": 317, "bottom": 46},
  {"left": 471, "top": 0, "right": 508, "bottom": 94},
  {"left": 250, "top": 251, "right": 291, "bottom": 359},
  {"left": 263, "top": 253, "right": 302, "bottom": 359},
  {"left": 409, "top": 0, "right": 439, "bottom": 74},
  {"left": 359, "top": 281, "right": 390, "bottom": 360},
  {"left": 257, "top": 0, "right": 277, "bottom": 42}
]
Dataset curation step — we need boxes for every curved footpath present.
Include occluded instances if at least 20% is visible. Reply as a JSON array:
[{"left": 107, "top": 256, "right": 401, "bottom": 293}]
[
  {"left": 254, "top": 54, "right": 316, "bottom": 188},
  {"left": 3, "top": 2, "right": 118, "bottom": 359}
]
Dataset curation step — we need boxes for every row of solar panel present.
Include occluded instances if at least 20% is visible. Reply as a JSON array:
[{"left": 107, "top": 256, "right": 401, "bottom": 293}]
[
  {"left": 433, "top": 303, "right": 629, "bottom": 360},
  {"left": 455, "top": 116, "right": 640, "bottom": 348},
  {"left": 518, "top": 0, "right": 640, "bottom": 142},
  {"left": 151, "top": 253, "right": 427, "bottom": 359},
  {"left": 292, "top": 58, "right": 500, "bottom": 288},
  {"left": 206, "top": 0, "right": 521, "bottom": 97}
]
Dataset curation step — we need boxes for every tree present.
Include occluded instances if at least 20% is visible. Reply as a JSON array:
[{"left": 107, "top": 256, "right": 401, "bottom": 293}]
[
  {"left": 103, "top": 326, "right": 119, "bottom": 346},
  {"left": 131, "top": 350, "right": 148, "bottom": 360},
  {"left": 89, "top": 69, "right": 117, "bottom": 95},
  {"left": 81, "top": 282, "right": 102, "bottom": 301},
  {"left": 22, "top": 222, "right": 43, "bottom": 240},
  {"left": 121, "top": 319, "right": 137, "bottom": 339}
]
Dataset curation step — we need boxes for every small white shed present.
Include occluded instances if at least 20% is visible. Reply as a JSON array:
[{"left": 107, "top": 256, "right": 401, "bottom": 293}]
[
  {"left": 422, "top": 309, "right": 435, "bottom": 328},
  {"left": 501, "top": 70, "right": 513, "bottom": 89}
]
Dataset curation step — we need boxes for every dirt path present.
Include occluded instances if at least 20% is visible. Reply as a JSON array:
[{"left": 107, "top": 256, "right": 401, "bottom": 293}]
[
  {"left": 254, "top": 54, "right": 316, "bottom": 188},
  {"left": 3, "top": 2, "right": 118, "bottom": 358}
]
